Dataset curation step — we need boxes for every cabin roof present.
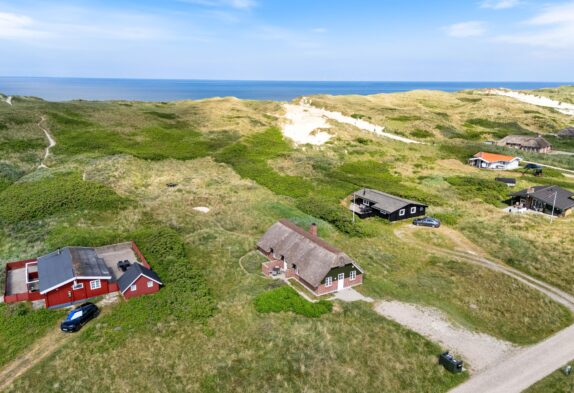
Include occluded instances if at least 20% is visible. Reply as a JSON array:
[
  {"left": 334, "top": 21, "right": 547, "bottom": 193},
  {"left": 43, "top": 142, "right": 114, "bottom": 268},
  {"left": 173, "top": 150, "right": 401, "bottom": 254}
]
[
  {"left": 37, "top": 247, "right": 111, "bottom": 294},
  {"left": 498, "top": 135, "right": 551, "bottom": 149},
  {"left": 257, "top": 220, "right": 360, "bottom": 287},
  {"left": 511, "top": 185, "right": 574, "bottom": 211},
  {"left": 117, "top": 263, "right": 162, "bottom": 294},
  {"left": 353, "top": 188, "right": 427, "bottom": 213},
  {"left": 471, "top": 152, "right": 519, "bottom": 163}
]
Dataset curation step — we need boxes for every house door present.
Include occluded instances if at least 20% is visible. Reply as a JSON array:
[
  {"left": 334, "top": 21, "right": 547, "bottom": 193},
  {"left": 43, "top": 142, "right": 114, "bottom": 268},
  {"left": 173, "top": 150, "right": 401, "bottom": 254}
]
[{"left": 337, "top": 273, "right": 345, "bottom": 290}]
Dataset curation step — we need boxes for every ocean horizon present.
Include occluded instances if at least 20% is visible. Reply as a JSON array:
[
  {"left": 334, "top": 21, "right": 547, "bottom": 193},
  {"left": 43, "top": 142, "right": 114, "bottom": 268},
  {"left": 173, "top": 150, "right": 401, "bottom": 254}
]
[{"left": 0, "top": 77, "right": 571, "bottom": 102}]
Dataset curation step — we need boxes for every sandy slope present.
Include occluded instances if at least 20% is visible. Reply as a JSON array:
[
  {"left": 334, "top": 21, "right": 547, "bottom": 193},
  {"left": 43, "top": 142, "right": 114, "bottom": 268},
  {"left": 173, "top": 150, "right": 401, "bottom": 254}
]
[
  {"left": 487, "top": 89, "right": 574, "bottom": 116},
  {"left": 281, "top": 98, "right": 422, "bottom": 145}
]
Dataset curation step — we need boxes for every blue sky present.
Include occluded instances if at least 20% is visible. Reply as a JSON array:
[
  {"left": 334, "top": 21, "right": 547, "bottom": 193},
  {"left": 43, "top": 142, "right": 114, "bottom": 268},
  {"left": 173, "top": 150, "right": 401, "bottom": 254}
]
[{"left": 0, "top": 0, "right": 572, "bottom": 80}]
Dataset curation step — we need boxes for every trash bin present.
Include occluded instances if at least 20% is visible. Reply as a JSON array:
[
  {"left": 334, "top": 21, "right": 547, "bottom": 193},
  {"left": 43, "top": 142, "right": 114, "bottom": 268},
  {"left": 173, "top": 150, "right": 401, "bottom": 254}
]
[{"left": 439, "top": 351, "right": 463, "bottom": 373}]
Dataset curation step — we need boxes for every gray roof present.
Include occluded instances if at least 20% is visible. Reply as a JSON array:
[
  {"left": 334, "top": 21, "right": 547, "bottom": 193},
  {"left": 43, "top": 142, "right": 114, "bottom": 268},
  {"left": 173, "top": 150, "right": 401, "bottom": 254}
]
[
  {"left": 117, "top": 263, "right": 162, "bottom": 293},
  {"left": 257, "top": 220, "right": 360, "bottom": 288},
  {"left": 38, "top": 247, "right": 111, "bottom": 293},
  {"left": 558, "top": 127, "right": 574, "bottom": 137},
  {"left": 353, "top": 188, "right": 427, "bottom": 213},
  {"left": 512, "top": 185, "right": 574, "bottom": 211},
  {"left": 498, "top": 135, "right": 551, "bottom": 149},
  {"left": 495, "top": 177, "right": 517, "bottom": 185}
]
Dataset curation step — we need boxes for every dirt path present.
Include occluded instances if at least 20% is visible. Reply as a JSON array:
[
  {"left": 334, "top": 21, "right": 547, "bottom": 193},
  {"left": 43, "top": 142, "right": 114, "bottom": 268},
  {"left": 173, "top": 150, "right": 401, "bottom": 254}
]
[
  {"left": 522, "top": 160, "right": 574, "bottom": 175},
  {"left": 0, "top": 328, "right": 71, "bottom": 391},
  {"left": 37, "top": 116, "right": 56, "bottom": 169},
  {"left": 375, "top": 300, "right": 516, "bottom": 372},
  {"left": 396, "top": 225, "right": 574, "bottom": 312},
  {"left": 451, "top": 323, "right": 574, "bottom": 393},
  {"left": 4, "top": 96, "right": 12, "bottom": 106}
]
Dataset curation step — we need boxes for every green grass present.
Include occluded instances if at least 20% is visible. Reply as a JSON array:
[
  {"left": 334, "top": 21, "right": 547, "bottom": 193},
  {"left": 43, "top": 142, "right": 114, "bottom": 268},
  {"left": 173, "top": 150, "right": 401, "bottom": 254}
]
[
  {"left": 0, "top": 173, "right": 128, "bottom": 224},
  {"left": 254, "top": 285, "right": 333, "bottom": 318},
  {"left": 0, "top": 303, "right": 64, "bottom": 368},
  {"left": 445, "top": 176, "right": 509, "bottom": 206},
  {"left": 464, "top": 118, "right": 533, "bottom": 139},
  {"left": 525, "top": 362, "right": 574, "bottom": 393}
]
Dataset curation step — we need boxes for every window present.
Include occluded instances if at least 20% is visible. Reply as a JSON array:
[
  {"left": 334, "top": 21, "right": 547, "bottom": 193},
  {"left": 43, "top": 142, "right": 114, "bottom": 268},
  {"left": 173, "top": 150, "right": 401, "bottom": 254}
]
[
  {"left": 90, "top": 279, "right": 101, "bottom": 290},
  {"left": 130, "top": 284, "right": 137, "bottom": 292},
  {"left": 72, "top": 282, "right": 84, "bottom": 290},
  {"left": 350, "top": 270, "right": 357, "bottom": 280},
  {"left": 325, "top": 276, "right": 332, "bottom": 287},
  {"left": 147, "top": 280, "right": 154, "bottom": 288},
  {"left": 410, "top": 206, "right": 417, "bottom": 214},
  {"left": 399, "top": 209, "right": 405, "bottom": 216}
]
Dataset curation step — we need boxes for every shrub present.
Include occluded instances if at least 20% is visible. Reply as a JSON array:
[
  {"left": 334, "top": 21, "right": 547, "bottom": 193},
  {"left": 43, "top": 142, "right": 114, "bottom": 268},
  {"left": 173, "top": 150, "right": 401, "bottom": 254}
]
[
  {"left": 446, "top": 176, "right": 509, "bottom": 206},
  {"left": 410, "top": 129, "right": 433, "bottom": 139},
  {"left": 254, "top": 286, "right": 332, "bottom": 318},
  {"left": 0, "top": 173, "right": 128, "bottom": 224},
  {"left": 296, "top": 196, "right": 369, "bottom": 237}
]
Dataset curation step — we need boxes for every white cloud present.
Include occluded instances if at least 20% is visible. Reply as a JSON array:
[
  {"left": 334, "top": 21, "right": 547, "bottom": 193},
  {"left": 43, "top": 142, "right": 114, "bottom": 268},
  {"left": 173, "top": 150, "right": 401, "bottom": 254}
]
[
  {"left": 444, "top": 21, "right": 486, "bottom": 37},
  {"left": 496, "top": 2, "right": 574, "bottom": 48},
  {"left": 480, "top": 0, "right": 520, "bottom": 10},
  {"left": 312, "top": 27, "right": 327, "bottom": 33},
  {"left": 0, "top": 12, "right": 47, "bottom": 38}
]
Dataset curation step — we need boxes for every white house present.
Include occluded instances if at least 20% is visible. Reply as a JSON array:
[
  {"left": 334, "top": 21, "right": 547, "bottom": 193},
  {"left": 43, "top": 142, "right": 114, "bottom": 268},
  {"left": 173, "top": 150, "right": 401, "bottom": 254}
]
[{"left": 468, "top": 152, "right": 521, "bottom": 170}]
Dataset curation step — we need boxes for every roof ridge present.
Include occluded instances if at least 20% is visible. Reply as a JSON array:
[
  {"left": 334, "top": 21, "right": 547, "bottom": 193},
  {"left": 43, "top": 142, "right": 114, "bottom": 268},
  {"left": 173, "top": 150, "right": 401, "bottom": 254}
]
[{"left": 278, "top": 220, "right": 344, "bottom": 255}]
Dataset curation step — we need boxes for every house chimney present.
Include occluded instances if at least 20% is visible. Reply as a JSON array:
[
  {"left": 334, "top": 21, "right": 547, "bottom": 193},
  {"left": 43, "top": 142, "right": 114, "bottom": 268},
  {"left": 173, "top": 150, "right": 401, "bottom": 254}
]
[
  {"left": 310, "top": 223, "right": 318, "bottom": 237},
  {"left": 527, "top": 187, "right": 534, "bottom": 194}
]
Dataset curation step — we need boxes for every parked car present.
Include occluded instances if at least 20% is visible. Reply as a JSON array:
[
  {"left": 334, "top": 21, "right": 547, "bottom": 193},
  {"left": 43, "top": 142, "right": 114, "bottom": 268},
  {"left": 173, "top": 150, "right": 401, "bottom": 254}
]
[
  {"left": 60, "top": 302, "right": 100, "bottom": 332},
  {"left": 413, "top": 217, "right": 441, "bottom": 228}
]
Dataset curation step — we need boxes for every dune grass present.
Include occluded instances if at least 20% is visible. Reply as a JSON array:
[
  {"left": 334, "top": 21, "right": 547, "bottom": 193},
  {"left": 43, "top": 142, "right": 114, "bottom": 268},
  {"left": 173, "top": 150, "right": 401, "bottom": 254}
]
[
  {"left": 525, "top": 361, "right": 574, "bottom": 393},
  {"left": 254, "top": 285, "right": 333, "bottom": 317}
]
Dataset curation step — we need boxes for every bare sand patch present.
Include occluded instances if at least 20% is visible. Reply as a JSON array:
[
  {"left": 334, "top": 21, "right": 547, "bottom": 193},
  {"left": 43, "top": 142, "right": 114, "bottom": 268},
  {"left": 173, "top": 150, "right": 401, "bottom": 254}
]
[
  {"left": 486, "top": 89, "right": 574, "bottom": 116},
  {"left": 193, "top": 206, "right": 210, "bottom": 213},
  {"left": 375, "top": 300, "right": 516, "bottom": 372}
]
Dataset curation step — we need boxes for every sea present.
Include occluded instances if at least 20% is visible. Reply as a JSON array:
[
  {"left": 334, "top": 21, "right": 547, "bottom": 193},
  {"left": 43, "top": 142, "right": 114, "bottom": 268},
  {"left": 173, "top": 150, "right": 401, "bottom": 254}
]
[{"left": 0, "top": 77, "right": 570, "bottom": 102}]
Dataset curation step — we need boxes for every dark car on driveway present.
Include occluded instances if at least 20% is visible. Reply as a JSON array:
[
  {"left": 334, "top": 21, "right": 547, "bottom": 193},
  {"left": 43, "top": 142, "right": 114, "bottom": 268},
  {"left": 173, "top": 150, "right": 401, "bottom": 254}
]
[
  {"left": 60, "top": 302, "right": 100, "bottom": 332},
  {"left": 413, "top": 217, "right": 441, "bottom": 228}
]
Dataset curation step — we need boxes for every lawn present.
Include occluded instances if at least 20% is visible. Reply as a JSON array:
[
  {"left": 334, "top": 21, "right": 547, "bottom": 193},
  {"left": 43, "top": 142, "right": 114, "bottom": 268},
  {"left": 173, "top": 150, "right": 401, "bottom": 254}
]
[{"left": 1, "top": 89, "right": 573, "bottom": 392}]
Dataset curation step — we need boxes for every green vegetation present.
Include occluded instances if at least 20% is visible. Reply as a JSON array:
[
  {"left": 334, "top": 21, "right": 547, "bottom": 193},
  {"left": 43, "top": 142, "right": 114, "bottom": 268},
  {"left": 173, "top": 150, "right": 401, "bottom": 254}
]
[
  {"left": 526, "top": 362, "right": 574, "bottom": 393},
  {"left": 464, "top": 118, "right": 532, "bottom": 139},
  {"left": 411, "top": 129, "right": 434, "bottom": 138},
  {"left": 0, "top": 303, "right": 64, "bottom": 368},
  {"left": 0, "top": 173, "right": 127, "bottom": 224},
  {"left": 445, "top": 176, "right": 509, "bottom": 206},
  {"left": 254, "top": 285, "right": 332, "bottom": 317}
]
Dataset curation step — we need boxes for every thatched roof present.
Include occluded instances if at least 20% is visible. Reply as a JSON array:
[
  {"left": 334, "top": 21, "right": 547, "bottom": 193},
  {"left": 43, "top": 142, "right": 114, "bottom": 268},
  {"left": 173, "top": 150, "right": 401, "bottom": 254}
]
[
  {"left": 497, "top": 135, "right": 551, "bottom": 149},
  {"left": 257, "top": 220, "right": 360, "bottom": 287},
  {"left": 558, "top": 127, "right": 574, "bottom": 138}
]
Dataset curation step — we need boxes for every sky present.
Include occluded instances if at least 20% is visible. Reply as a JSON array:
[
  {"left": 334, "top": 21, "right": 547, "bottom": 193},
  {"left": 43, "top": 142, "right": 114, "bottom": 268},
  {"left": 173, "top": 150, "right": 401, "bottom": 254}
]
[{"left": 0, "top": 0, "right": 573, "bottom": 81}]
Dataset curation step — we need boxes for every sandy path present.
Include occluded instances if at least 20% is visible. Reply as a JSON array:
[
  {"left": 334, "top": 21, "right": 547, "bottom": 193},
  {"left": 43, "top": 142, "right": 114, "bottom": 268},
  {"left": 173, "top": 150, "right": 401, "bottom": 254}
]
[
  {"left": 5, "top": 96, "right": 12, "bottom": 106},
  {"left": 0, "top": 328, "right": 72, "bottom": 392},
  {"left": 375, "top": 301, "right": 516, "bottom": 372},
  {"left": 37, "top": 116, "right": 56, "bottom": 169},
  {"left": 522, "top": 160, "right": 574, "bottom": 175},
  {"left": 281, "top": 98, "right": 422, "bottom": 145},
  {"left": 397, "top": 226, "right": 574, "bottom": 311},
  {"left": 451, "top": 324, "right": 574, "bottom": 393},
  {"left": 486, "top": 89, "right": 574, "bottom": 116}
]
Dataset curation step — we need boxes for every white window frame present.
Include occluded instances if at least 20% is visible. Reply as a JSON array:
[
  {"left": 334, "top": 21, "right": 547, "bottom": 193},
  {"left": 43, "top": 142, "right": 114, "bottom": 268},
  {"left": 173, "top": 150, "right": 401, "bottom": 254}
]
[
  {"left": 410, "top": 206, "right": 417, "bottom": 214},
  {"left": 325, "top": 276, "right": 332, "bottom": 287},
  {"left": 72, "top": 282, "right": 84, "bottom": 290},
  {"left": 350, "top": 270, "right": 357, "bottom": 280},
  {"left": 89, "top": 279, "right": 101, "bottom": 290},
  {"left": 147, "top": 280, "right": 154, "bottom": 288},
  {"left": 130, "top": 284, "right": 137, "bottom": 292},
  {"left": 399, "top": 209, "right": 405, "bottom": 216}
]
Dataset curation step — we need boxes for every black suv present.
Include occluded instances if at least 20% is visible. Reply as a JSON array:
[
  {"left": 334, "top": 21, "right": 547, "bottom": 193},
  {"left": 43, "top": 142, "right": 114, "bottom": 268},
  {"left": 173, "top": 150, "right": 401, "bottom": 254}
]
[
  {"left": 60, "top": 302, "right": 100, "bottom": 332},
  {"left": 413, "top": 217, "right": 441, "bottom": 228}
]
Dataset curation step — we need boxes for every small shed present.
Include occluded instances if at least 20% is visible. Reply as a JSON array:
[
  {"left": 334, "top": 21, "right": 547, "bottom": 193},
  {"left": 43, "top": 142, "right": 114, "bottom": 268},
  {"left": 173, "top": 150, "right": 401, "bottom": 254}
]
[
  {"left": 118, "top": 263, "right": 163, "bottom": 300},
  {"left": 495, "top": 177, "right": 517, "bottom": 187}
]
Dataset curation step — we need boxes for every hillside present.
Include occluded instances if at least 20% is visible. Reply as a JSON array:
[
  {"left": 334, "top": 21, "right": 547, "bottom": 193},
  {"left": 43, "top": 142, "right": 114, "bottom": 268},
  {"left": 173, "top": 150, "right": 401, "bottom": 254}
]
[{"left": 1, "top": 88, "right": 574, "bottom": 392}]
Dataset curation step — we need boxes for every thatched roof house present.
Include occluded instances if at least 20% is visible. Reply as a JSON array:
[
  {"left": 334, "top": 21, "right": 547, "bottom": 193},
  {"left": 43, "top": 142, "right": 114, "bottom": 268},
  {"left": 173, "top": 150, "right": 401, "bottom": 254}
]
[
  {"left": 558, "top": 127, "right": 574, "bottom": 138},
  {"left": 497, "top": 135, "right": 551, "bottom": 153},
  {"left": 258, "top": 220, "right": 363, "bottom": 295}
]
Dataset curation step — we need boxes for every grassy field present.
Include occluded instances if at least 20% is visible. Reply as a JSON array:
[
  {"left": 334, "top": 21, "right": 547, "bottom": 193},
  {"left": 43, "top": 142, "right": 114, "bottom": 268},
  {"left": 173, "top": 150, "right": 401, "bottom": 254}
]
[
  {"left": 1, "top": 89, "right": 573, "bottom": 391},
  {"left": 525, "top": 361, "right": 574, "bottom": 393}
]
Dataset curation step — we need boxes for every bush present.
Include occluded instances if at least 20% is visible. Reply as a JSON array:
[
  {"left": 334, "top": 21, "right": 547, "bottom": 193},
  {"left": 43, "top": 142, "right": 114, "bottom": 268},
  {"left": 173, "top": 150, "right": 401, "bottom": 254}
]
[
  {"left": 0, "top": 173, "right": 128, "bottom": 224},
  {"left": 446, "top": 176, "right": 509, "bottom": 206},
  {"left": 410, "top": 129, "right": 433, "bottom": 139},
  {"left": 254, "top": 286, "right": 332, "bottom": 318},
  {"left": 296, "top": 196, "right": 369, "bottom": 237}
]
